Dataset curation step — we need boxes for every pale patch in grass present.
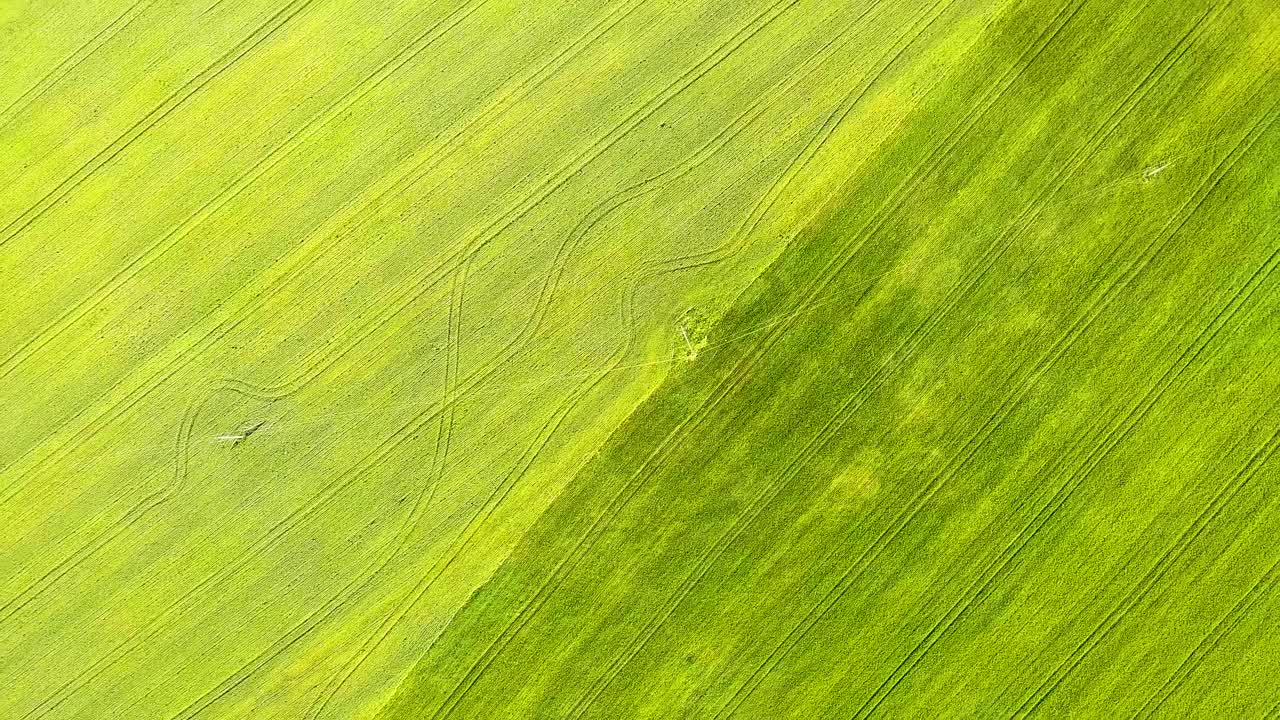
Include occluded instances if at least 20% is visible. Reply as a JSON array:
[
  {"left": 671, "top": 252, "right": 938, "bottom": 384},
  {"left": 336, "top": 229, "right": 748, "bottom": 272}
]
[{"left": 829, "top": 450, "right": 883, "bottom": 506}]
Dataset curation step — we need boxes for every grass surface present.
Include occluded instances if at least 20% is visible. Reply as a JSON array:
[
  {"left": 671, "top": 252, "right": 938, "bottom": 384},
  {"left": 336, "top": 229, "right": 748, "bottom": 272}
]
[{"left": 2, "top": 0, "right": 1278, "bottom": 718}]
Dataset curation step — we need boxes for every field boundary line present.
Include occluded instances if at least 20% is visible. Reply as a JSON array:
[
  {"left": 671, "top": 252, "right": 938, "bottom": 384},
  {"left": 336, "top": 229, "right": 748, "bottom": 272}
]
[
  {"left": 703, "top": 1, "right": 1095, "bottom": 712},
  {"left": 15, "top": 3, "right": 806, "bottom": 712}
]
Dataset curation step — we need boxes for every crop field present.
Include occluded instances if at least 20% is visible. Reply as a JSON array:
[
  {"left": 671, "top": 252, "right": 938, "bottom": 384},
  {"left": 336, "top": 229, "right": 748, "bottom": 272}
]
[{"left": 1, "top": 0, "right": 1277, "bottom": 718}]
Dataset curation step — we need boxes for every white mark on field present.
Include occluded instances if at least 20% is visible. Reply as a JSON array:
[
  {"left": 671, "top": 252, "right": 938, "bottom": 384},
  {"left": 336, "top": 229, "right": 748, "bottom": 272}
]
[
  {"left": 215, "top": 420, "right": 266, "bottom": 446},
  {"left": 680, "top": 324, "right": 697, "bottom": 359}
]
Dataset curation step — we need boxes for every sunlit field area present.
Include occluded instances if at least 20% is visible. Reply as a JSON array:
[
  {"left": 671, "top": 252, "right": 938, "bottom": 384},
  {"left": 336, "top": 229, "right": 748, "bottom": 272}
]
[{"left": 2, "top": 0, "right": 1278, "bottom": 718}]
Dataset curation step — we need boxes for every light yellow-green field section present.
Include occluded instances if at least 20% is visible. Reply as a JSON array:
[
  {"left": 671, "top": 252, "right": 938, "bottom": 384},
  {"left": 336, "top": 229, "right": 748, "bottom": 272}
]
[{"left": 0, "top": 0, "right": 985, "bottom": 717}]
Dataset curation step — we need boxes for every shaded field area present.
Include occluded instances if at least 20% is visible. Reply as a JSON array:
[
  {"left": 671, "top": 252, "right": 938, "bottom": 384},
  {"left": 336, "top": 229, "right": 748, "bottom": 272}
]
[{"left": 2, "top": 0, "right": 1278, "bottom": 718}]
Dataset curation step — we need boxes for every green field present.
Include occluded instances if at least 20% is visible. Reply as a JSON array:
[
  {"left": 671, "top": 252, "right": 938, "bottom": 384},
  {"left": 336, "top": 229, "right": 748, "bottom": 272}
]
[{"left": 2, "top": 0, "right": 1278, "bottom": 718}]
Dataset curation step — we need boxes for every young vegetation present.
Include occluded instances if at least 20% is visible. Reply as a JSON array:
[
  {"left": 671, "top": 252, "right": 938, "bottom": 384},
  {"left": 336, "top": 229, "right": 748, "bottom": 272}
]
[{"left": 1, "top": 0, "right": 1277, "bottom": 718}]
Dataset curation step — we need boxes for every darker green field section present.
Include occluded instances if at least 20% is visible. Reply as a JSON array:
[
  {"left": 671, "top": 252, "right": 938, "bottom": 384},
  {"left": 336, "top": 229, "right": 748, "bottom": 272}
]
[{"left": 382, "top": 0, "right": 1280, "bottom": 717}]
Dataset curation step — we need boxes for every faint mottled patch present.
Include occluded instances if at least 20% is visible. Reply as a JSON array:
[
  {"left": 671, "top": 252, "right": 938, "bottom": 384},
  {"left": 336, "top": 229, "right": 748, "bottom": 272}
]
[
  {"left": 1001, "top": 305, "right": 1043, "bottom": 337},
  {"left": 894, "top": 234, "right": 964, "bottom": 308},
  {"left": 895, "top": 355, "right": 948, "bottom": 430},
  {"left": 829, "top": 449, "right": 883, "bottom": 506}
]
